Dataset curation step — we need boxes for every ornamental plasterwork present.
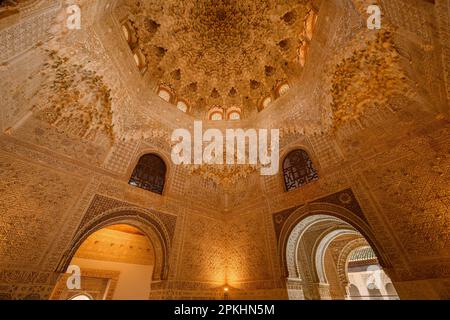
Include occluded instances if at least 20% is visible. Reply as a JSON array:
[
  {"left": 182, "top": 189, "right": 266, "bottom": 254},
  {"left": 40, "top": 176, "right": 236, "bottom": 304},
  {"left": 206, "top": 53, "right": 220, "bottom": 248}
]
[
  {"left": 34, "top": 50, "right": 115, "bottom": 143},
  {"left": 121, "top": 0, "right": 317, "bottom": 117},
  {"left": 329, "top": 28, "right": 410, "bottom": 129}
]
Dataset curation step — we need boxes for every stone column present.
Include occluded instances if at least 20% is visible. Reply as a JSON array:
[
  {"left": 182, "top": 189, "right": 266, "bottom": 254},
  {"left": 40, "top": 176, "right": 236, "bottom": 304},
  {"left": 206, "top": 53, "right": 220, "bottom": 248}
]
[{"left": 286, "top": 278, "right": 305, "bottom": 300}]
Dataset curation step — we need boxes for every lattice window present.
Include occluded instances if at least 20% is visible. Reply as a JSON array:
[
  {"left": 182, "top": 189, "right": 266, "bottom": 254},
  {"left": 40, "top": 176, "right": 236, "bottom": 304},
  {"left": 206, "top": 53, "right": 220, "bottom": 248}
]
[
  {"left": 283, "top": 149, "right": 318, "bottom": 191},
  {"left": 129, "top": 154, "right": 166, "bottom": 195}
]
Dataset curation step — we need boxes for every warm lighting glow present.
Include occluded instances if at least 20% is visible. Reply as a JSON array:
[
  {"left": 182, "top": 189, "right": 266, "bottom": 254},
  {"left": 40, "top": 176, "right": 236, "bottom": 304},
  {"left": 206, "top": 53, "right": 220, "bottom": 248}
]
[
  {"left": 177, "top": 100, "right": 188, "bottom": 113},
  {"left": 122, "top": 25, "right": 130, "bottom": 42},
  {"left": 209, "top": 106, "right": 225, "bottom": 121},
  {"left": 278, "top": 83, "right": 290, "bottom": 96},
  {"left": 70, "top": 294, "right": 92, "bottom": 300},
  {"left": 262, "top": 96, "right": 272, "bottom": 109},
  {"left": 133, "top": 53, "right": 141, "bottom": 67},
  {"left": 211, "top": 112, "right": 223, "bottom": 121},
  {"left": 228, "top": 111, "right": 241, "bottom": 120}
]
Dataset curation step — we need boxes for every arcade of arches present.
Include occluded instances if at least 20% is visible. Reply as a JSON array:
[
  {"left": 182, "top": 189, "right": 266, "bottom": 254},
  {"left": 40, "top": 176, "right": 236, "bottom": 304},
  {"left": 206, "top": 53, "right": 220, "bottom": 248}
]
[{"left": 0, "top": 0, "right": 449, "bottom": 300}]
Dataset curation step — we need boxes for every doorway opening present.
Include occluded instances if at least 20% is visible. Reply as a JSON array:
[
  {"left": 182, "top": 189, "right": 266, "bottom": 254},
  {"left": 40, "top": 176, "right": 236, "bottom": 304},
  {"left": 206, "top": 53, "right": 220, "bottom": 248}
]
[
  {"left": 51, "top": 224, "right": 155, "bottom": 300},
  {"left": 285, "top": 214, "right": 399, "bottom": 300}
]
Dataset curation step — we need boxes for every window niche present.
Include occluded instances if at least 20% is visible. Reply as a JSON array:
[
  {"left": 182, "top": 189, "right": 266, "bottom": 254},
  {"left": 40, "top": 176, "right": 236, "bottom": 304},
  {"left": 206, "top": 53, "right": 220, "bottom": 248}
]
[
  {"left": 176, "top": 100, "right": 189, "bottom": 113},
  {"left": 129, "top": 154, "right": 167, "bottom": 195},
  {"left": 226, "top": 106, "right": 242, "bottom": 120},
  {"left": 208, "top": 106, "right": 225, "bottom": 121},
  {"left": 283, "top": 149, "right": 319, "bottom": 191}
]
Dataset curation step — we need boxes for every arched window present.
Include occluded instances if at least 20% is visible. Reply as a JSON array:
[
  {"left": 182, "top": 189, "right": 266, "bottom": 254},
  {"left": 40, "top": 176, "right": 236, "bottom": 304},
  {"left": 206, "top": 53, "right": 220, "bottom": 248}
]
[
  {"left": 208, "top": 106, "right": 225, "bottom": 121},
  {"left": 259, "top": 96, "right": 272, "bottom": 111},
  {"left": 122, "top": 25, "right": 130, "bottom": 42},
  {"left": 176, "top": 100, "right": 188, "bottom": 113},
  {"left": 69, "top": 294, "right": 92, "bottom": 300},
  {"left": 228, "top": 112, "right": 241, "bottom": 120},
  {"left": 304, "top": 10, "right": 318, "bottom": 41},
  {"left": 348, "top": 284, "right": 361, "bottom": 300},
  {"left": 226, "top": 106, "right": 242, "bottom": 120},
  {"left": 283, "top": 149, "right": 319, "bottom": 191},
  {"left": 157, "top": 87, "right": 172, "bottom": 103},
  {"left": 210, "top": 112, "right": 223, "bottom": 121},
  {"left": 298, "top": 43, "right": 308, "bottom": 67},
  {"left": 132, "top": 49, "right": 147, "bottom": 73},
  {"left": 129, "top": 154, "right": 166, "bottom": 195},
  {"left": 277, "top": 83, "right": 290, "bottom": 97},
  {"left": 121, "top": 21, "right": 137, "bottom": 45}
]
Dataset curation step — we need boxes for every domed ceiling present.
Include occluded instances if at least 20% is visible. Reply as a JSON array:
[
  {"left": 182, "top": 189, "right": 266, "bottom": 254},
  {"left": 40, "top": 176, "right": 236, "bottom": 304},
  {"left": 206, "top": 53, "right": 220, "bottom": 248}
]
[{"left": 123, "top": 0, "right": 317, "bottom": 118}]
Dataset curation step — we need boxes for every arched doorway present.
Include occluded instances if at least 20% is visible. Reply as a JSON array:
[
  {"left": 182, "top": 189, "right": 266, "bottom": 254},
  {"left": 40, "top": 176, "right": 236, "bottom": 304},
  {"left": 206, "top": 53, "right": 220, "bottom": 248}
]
[
  {"left": 51, "top": 224, "right": 156, "bottom": 300},
  {"left": 129, "top": 153, "right": 167, "bottom": 195},
  {"left": 69, "top": 293, "right": 93, "bottom": 300},
  {"left": 282, "top": 212, "right": 399, "bottom": 300}
]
